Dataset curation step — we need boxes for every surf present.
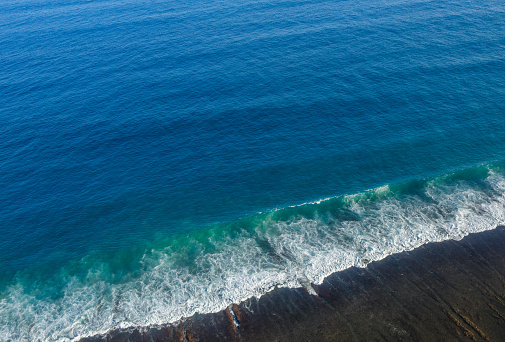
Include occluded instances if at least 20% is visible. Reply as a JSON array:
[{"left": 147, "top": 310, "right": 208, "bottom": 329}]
[{"left": 2, "top": 162, "right": 505, "bottom": 341}]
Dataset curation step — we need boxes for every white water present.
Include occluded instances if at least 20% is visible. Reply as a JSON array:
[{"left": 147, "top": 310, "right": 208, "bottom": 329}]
[{"left": 2, "top": 169, "right": 505, "bottom": 341}]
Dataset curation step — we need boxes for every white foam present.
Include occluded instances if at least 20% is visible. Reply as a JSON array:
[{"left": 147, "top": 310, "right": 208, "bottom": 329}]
[{"left": 2, "top": 171, "right": 505, "bottom": 341}]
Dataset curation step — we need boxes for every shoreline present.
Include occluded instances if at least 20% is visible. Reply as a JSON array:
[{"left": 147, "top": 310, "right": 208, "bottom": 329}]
[{"left": 80, "top": 225, "right": 505, "bottom": 341}]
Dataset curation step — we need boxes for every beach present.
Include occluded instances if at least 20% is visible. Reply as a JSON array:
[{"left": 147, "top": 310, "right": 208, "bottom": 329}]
[{"left": 80, "top": 225, "right": 505, "bottom": 341}]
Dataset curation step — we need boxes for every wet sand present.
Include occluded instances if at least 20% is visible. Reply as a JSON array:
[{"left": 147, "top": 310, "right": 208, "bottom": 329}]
[{"left": 81, "top": 226, "right": 505, "bottom": 341}]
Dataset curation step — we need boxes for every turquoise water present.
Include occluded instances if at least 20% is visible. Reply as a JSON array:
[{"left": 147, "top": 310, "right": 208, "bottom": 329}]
[{"left": 1, "top": 0, "right": 505, "bottom": 340}]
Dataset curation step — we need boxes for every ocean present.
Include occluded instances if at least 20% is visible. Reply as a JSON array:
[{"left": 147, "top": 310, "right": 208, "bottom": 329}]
[{"left": 1, "top": 0, "right": 505, "bottom": 340}]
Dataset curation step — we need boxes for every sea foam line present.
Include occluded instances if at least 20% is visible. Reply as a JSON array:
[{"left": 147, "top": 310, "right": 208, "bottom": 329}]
[{"left": 2, "top": 165, "right": 505, "bottom": 341}]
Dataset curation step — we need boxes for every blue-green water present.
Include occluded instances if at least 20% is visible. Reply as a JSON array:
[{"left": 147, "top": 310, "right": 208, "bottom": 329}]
[{"left": 1, "top": 0, "right": 505, "bottom": 340}]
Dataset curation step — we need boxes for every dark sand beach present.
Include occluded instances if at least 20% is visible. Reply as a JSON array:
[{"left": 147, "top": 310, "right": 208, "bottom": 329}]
[{"left": 81, "top": 226, "right": 505, "bottom": 341}]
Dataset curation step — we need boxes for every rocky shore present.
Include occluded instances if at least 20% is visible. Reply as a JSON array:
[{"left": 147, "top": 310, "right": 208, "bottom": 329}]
[{"left": 81, "top": 226, "right": 505, "bottom": 341}]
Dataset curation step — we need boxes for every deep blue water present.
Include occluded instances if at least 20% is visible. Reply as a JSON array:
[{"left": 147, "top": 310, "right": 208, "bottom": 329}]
[{"left": 1, "top": 0, "right": 505, "bottom": 340}]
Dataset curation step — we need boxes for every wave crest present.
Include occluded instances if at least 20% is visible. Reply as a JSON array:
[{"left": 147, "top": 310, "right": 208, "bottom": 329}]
[{"left": 2, "top": 164, "right": 505, "bottom": 341}]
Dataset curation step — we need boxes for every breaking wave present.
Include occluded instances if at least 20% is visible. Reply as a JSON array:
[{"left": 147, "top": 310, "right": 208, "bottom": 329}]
[{"left": 2, "top": 163, "right": 505, "bottom": 341}]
